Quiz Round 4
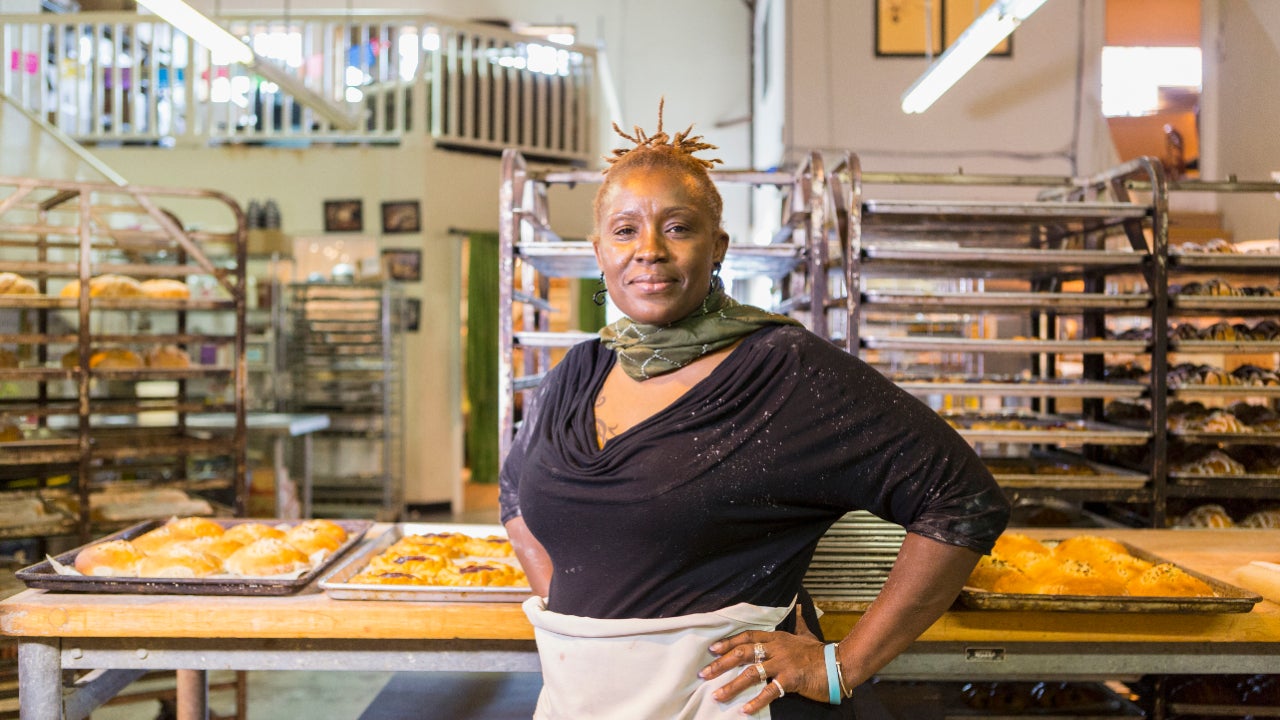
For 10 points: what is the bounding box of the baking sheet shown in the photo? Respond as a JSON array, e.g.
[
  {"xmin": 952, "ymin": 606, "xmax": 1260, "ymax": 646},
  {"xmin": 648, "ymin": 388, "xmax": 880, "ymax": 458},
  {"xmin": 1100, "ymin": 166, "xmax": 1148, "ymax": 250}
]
[
  {"xmin": 941, "ymin": 410, "xmax": 1152, "ymax": 445},
  {"xmin": 984, "ymin": 452, "xmax": 1149, "ymax": 489},
  {"xmin": 320, "ymin": 522, "xmax": 532, "ymax": 602},
  {"xmin": 863, "ymin": 290, "xmax": 1150, "ymax": 311},
  {"xmin": 15, "ymin": 518, "xmax": 371, "ymax": 595},
  {"xmin": 959, "ymin": 540, "xmax": 1262, "ymax": 613},
  {"xmin": 863, "ymin": 336, "xmax": 1149, "ymax": 354}
]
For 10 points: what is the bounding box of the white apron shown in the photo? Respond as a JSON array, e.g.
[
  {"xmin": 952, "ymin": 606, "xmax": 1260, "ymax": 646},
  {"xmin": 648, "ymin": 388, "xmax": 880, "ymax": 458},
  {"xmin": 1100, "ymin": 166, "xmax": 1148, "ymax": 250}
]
[{"xmin": 524, "ymin": 595, "xmax": 795, "ymax": 720}]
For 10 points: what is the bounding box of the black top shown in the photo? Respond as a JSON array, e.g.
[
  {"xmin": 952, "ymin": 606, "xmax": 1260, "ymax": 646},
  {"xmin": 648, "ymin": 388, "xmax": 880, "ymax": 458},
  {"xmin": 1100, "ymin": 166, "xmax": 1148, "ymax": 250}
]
[{"xmin": 500, "ymin": 325, "xmax": 1010, "ymax": 620}]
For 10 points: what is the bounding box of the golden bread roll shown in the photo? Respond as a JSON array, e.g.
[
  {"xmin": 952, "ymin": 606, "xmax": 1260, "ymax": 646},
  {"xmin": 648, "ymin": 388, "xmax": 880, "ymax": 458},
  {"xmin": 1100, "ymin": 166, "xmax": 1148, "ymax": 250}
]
[
  {"xmin": 989, "ymin": 569, "xmax": 1037, "ymax": 594},
  {"xmin": 89, "ymin": 348, "xmax": 144, "ymax": 370},
  {"xmin": 0, "ymin": 420, "xmax": 22, "ymax": 443},
  {"xmin": 174, "ymin": 535, "xmax": 245, "ymax": 561},
  {"xmin": 132, "ymin": 524, "xmax": 185, "ymax": 554},
  {"xmin": 144, "ymin": 345, "xmax": 191, "ymax": 369},
  {"xmin": 0, "ymin": 271, "xmax": 39, "ymax": 295},
  {"xmin": 284, "ymin": 523, "xmax": 343, "ymax": 559},
  {"xmin": 1033, "ymin": 560, "xmax": 1125, "ymax": 596},
  {"xmin": 132, "ymin": 516, "xmax": 222, "ymax": 553},
  {"xmin": 367, "ymin": 553, "xmax": 449, "ymax": 577},
  {"xmin": 1052, "ymin": 535, "xmax": 1131, "ymax": 565},
  {"xmin": 1126, "ymin": 563, "xmax": 1215, "ymax": 597},
  {"xmin": 136, "ymin": 545, "xmax": 222, "ymax": 578},
  {"xmin": 295, "ymin": 518, "xmax": 347, "ymax": 543},
  {"xmin": 59, "ymin": 274, "xmax": 144, "ymax": 299},
  {"xmin": 993, "ymin": 533, "xmax": 1051, "ymax": 558},
  {"xmin": 1093, "ymin": 553, "xmax": 1153, "ymax": 585},
  {"xmin": 224, "ymin": 537, "xmax": 310, "ymax": 577},
  {"xmin": 1006, "ymin": 550, "xmax": 1060, "ymax": 582},
  {"xmin": 968, "ymin": 555, "xmax": 1019, "ymax": 590},
  {"xmin": 222, "ymin": 522, "xmax": 286, "ymax": 545},
  {"xmin": 139, "ymin": 278, "xmax": 190, "ymax": 299},
  {"xmin": 0, "ymin": 348, "xmax": 19, "ymax": 368},
  {"xmin": 74, "ymin": 539, "xmax": 146, "ymax": 577},
  {"xmin": 166, "ymin": 516, "xmax": 225, "ymax": 539}
]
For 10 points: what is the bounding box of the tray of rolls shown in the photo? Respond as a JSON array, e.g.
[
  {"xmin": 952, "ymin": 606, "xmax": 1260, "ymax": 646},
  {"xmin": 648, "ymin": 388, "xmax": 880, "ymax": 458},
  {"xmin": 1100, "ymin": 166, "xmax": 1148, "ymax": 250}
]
[
  {"xmin": 15, "ymin": 516, "xmax": 371, "ymax": 595},
  {"xmin": 960, "ymin": 532, "xmax": 1261, "ymax": 613},
  {"xmin": 938, "ymin": 410, "xmax": 1151, "ymax": 445},
  {"xmin": 319, "ymin": 523, "xmax": 531, "ymax": 602}
]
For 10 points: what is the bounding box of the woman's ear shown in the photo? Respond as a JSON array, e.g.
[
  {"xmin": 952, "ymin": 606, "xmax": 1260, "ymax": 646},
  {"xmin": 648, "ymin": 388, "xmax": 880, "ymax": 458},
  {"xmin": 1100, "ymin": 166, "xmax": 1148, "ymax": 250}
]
[{"xmin": 714, "ymin": 229, "xmax": 730, "ymax": 264}]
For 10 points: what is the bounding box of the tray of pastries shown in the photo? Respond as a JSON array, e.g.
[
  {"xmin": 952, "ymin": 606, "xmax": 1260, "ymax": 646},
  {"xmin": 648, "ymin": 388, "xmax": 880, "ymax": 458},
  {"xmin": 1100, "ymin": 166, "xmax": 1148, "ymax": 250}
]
[
  {"xmin": 16, "ymin": 516, "xmax": 370, "ymax": 595},
  {"xmin": 982, "ymin": 451, "xmax": 1148, "ymax": 489},
  {"xmin": 939, "ymin": 410, "xmax": 1151, "ymax": 445},
  {"xmin": 960, "ymin": 532, "xmax": 1261, "ymax": 613},
  {"xmin": 320, "ymin": 523, "xmax": 531, "ymax": 602}
]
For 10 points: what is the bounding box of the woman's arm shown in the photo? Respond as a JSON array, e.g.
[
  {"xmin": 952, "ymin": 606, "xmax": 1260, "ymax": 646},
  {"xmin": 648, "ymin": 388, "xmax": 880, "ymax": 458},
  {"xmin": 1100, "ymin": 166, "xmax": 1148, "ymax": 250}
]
[
  {"xmin": 505, "ymin": 515, "xmax": 553, "ymax": 598},
  {"xmin": 701, "ymin": 532, "xmax": 980, "ymax": 714}
]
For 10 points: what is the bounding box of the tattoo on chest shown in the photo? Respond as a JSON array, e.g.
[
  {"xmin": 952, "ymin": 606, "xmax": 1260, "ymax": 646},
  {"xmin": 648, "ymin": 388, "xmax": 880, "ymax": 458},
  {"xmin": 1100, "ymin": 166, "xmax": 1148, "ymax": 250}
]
[{"xmin": 595, "ymin": 392, "xmax": 618, "ymax": 445}]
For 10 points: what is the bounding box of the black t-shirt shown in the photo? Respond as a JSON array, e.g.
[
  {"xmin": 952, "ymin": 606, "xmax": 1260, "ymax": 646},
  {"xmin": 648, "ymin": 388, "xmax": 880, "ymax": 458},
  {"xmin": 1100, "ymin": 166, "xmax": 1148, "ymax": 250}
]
[{"xmin": 500, "ymin": 325, "xmax": 1009, "ymax": 620}]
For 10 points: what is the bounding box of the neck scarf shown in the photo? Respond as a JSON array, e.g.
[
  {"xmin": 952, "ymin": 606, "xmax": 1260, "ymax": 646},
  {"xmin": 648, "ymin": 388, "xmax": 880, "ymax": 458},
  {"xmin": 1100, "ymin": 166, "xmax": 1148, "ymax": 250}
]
[{"xmin": 599, "ymin": 289, "xmax": 802, "ymax": 380}]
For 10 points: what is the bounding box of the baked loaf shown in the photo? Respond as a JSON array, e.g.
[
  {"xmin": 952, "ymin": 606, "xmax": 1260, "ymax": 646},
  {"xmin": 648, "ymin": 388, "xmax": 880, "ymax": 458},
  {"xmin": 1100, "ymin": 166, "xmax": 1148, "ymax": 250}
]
[
  {"xmin": 222, "ymin": 521, "xmax": 286, "ymax": 545},
  {"xmin": 136, "ymin": 545, "xmax": 222, "ymax": 578},
  {"xmin": 224, "ymin": 538, "xmax": 311, "ymax": 577},
  {"xmin": 0, "ymin": 272, "xmax": 38, "ymax": 295},
  {"xmin": 139, "ymin": 278, "xmax": 190, "ymax": 299},
  {"xmin": 144, "ymin": 345, "xmax": 191, "ymax": 369},
  {"xmin": 59, "ymin": 274, "xmax": 144, "ymax": 298},
  {"xmin": 74, "ymin": 539, "xmax": 147, "ymax": 577},
  {"xmin": 89, "ymin": 348, "xmax": 145, "ymax": 370}
]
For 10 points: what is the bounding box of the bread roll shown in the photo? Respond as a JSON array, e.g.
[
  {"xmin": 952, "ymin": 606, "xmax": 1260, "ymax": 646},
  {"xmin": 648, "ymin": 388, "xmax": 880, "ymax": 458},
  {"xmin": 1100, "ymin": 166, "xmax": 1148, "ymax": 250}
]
[
  {"xmin": 136, "ymin": 545, "xmax": 222, "ymax": 578},
  {"xmin": 132, "ymin": 523, "xmax": 185, "ymax": 553},
  {"xmin": 993, "ymin": 532, "xmax": 1051, "ymax": 558},
  {"xmin": 1033, "ymin": 559, "xmax": 1125, "ymax": 596},
  {"xmin": 284, "ymin": 523, "xmax": 343, "ymax": 559},
  {"xmin": 89, "ymin": 348, "xmax": 144, "ymax": 370},
  {"xmin": 166, "ymin": 516, "xmax": 225, "ymax": 539},
  {"xmin": 144, "ymin": 345, "xmax": 191, "ymax": 369},
  {"xmin": 139, "ymin": 278, "xmax": 190, "ymax": 299},
  {"xmin": 1126, "ymin": 563, "xmax": 1215, "ymax": 597},
  {"xmin": 74, "ymin": 539, "xmax": 145, "ymax": 577},
  {"xmin": 174, "ymin": 534, "xmax": 245, "ymax": 561},
  {"xmin": 223, "ymin": 521, "xmax": 286, "ymax": 545},
  {"xmin": 1052, "ymin": 535, "xmax": 1130, "ymax": 565},
  {"xmin": 295, "ymin": 518, "xmax": 347, "ymax": 543},
  {"xmin": 224, "ymin": 538, "xmax": 310, "ymax": 577},
  {"xmin": 0, "ymin": 272, "xmax": 38, "ymax": 295}
]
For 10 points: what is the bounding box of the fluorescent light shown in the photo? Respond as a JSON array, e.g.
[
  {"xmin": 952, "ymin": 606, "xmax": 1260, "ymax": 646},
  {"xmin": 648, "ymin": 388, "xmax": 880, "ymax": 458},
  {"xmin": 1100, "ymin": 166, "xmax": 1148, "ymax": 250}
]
[
  {"xmin": 900, "ymin": 0, "xmax": 1049, "ymax": 114},
  {"xmin": 134, "ymin": 0, "xmax": 252, "ymax": 65}
]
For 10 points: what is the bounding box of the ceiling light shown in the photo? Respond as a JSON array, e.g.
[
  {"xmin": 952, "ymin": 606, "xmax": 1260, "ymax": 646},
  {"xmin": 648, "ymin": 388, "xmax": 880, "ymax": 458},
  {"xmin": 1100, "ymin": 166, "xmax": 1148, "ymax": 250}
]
[
  {"xmin": 900, "ymin": 0, "xmax": 1049, "ymax": 114},
  {"xmin": 135, "ymin": 0, "xmax": 252, "ymax": 65}
]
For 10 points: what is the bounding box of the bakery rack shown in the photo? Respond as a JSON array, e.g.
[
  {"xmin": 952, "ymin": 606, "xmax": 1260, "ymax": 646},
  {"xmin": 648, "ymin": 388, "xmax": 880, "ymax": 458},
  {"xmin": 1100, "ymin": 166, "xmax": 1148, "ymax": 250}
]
[
  {"xmin": 0, "ymin": 175, "xmax": 248, "ymax": 542},
  {"xmin": 497, "ymin": 148, "xmax": 851, "ymax": 461},
  {"xmin": 842, "ymin": 157, "xmax": 1169, "ymax": 522},
  {"xmin": 285, "ymin": 282, "xmax": 403, "ymax": 520}
]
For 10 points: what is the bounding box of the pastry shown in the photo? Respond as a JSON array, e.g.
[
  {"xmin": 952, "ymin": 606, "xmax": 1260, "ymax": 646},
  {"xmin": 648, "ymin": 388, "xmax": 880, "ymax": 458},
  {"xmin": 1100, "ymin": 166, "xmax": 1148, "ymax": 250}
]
[
  {"xmin": 462, "ymin": 535, "xmax": 515, "ymax": 557},
  {"xmin": 1033, "ymin": 559, "xmax": 1125, "ymax": 596},
  {"xmin": 59, "ymin": 274, "xmax": 144, "ymax": 298},
  {"xmin": 0, "ymin": 271, "xmax": 38, "ymax": 295},
  {"xmin": 992, "ymin": 532, "xmax": 1051, "ymax": 558},
  {"xmin": 166, "ymin": 516, "xmax": 225, "ymax": 539},
  {"xmin": 136, "ymin": 545, "xmax": 222, "ymax": 578},
  {"xmin": 1172, "ymin": 450, "xmax": 1245, "ymax": 476},
  {"xmin": 139, "ymin": 278, "xmax": 191, "ymax": 299},
  {"xmin": 1239, "ymin": 509, "xmax": 1280, "ymax": 529},
  {"xmin": 222, "ymin": 522, "xmax": 286, "ymax": 545},
  {"xmin": 1052, "ymin": 535, "xmax": 1130, "ymax": 565},
  {"xmin": 1126, "ymin": 563, "xmax": 1215, "ymax": 597},
  {"xmin": 174, "ymin": 535, "xmax": 245, "ymax": 561},
  {"xmin": 435, "ymin": 562, "xmax": 527, "ymax": 587},
  {"xmin": 144, "ymin": 345, "xmax": 191, "ymax": 369},
  {"xmin": 284, "ymin": 523, "xmax": 343, "ymax": 559},
  {"xmin": 74, "ymin": 539, "xmax": 146, "ymax": 577},
  {"xmin": 89, "ymin": 348, "xmax": 145, "ymax": 370},
  {"xmin": 224, "ymin": 538, "xmax": 311, "ymax": 577},
  {"xmin": 294, "ymin": 518, "xmax": 347, "ymax": 543},
  {"xmin": 387, "ymin": 535, "xmax": 462, "ymax": 559},
  {"xmin": 349, "ymin": 570, "xmax": 423, "ymax": 585},
  {"xmin": 367, "ymin": 553, "xmax": 449, "ymax": 577},
  {"xmin": 1176, "ymin": 504, "xmax": 1235, "ymax": 528},
  {"xmin": 967, "ymin": 555, "xmax": 1019, "ymax": 590}
]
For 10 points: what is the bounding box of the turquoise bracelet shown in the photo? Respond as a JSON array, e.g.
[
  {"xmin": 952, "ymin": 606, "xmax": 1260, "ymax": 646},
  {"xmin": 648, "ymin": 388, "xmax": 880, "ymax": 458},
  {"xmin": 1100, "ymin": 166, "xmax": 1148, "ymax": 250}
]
[{"xmin": 823, "ymin": 643, "xmax": 841, "ymax": 704}]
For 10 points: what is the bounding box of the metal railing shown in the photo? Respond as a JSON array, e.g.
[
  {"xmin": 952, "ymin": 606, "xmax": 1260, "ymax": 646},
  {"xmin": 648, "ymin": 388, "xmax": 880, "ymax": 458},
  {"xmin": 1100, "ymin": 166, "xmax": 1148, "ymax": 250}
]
[{"xmin": 1, "ymin": 10, "xmax": 595, "ymax": 161}]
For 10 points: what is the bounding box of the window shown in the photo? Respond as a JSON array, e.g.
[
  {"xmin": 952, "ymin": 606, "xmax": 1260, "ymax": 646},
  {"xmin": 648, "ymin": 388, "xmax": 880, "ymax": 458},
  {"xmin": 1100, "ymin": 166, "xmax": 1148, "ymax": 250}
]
[{"xmin": 1101, "ymin": 46, "xmax": 1201, "ymax": 118}]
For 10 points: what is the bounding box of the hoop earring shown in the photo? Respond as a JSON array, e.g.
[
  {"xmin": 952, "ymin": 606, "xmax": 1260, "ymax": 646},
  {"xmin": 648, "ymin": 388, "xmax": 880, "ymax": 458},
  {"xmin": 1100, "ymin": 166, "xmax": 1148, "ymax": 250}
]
[
  {"xmin": 709, "ymin": 262, "xmax": 725, "ymax": 293},
  {"xmin": 593, "ymin": 273, "xmax": 608, "ymax": 306}
]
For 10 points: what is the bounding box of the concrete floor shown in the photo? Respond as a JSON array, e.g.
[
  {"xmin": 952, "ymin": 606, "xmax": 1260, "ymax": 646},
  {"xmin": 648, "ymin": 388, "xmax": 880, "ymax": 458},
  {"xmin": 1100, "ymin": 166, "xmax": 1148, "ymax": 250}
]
[{"xmin": 91, "ymin": 671, "xmax": 396, "ymax": 720}]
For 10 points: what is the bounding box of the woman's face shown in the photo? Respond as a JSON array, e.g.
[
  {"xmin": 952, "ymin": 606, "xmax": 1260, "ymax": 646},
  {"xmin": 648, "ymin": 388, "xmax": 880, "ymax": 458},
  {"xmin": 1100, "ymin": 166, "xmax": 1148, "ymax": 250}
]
[{"xmin": 593, "ymin": 167, "xmax": 729, "ymax": 326}]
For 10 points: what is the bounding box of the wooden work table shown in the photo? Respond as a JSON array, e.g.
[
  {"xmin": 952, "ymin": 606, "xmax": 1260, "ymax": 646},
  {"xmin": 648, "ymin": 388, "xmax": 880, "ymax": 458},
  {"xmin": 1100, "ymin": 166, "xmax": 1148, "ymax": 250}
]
[{"xmin": 2, "ymin": 527, "xmax": 1278, "ymax": 718}]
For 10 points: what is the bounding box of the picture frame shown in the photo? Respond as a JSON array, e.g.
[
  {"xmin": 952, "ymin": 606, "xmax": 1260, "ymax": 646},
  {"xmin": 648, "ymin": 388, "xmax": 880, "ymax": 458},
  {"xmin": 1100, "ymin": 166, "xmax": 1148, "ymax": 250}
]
[
  {"xmin": 381, "ymin": 200, "xmax": 422, "ymax": 234},
  {"xmin": 399, "ymin": 297, "xmax": 421, "ymax": 333},
  {"xmin": 875, "ymin": 0, "xmax": 943, "ymax": 57},
  {"xmin": 323, "ymin": 199, "xmax": 363, "ymax": 233},
  {"xmin": 382, "ymin": 248, "xmax": 422, "ymax": 282},
  {"xmin": 944, "ymin": 0, "xmax": 1011, "ymax": 56}
]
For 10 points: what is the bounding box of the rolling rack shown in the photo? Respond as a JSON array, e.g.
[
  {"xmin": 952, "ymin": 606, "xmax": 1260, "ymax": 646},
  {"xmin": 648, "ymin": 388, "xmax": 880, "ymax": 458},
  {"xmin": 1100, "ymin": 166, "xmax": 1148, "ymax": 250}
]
[
  {"xmin": 840, "ymin": 157, "xmax": 1170, "ymax": 525},
  {"xmin": 0, "ymin": 175, "xmax": 248, "ymax": 542},
  {"xmin": 496, "ymin": 148, "xmax": 853, "ymax": 462}
]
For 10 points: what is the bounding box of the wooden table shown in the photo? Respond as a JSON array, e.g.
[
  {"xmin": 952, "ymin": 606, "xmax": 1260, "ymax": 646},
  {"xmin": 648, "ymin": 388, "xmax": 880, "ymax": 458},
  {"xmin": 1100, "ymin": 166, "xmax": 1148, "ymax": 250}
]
[{"xmin": 2, "ymin": 528, "xmax": 1278, "ymax": 719}]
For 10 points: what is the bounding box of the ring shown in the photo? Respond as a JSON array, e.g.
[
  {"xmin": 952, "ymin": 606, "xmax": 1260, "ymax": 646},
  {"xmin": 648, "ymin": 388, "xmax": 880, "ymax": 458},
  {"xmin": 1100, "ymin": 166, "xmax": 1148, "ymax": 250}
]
[
  {"xmin": 772, "ymin": 679, "xmax": 786, "ymax": 698},
  {"xmin": 754, "ymin": 643, "xmax": 767, "ymax": 663},
  {"xmin": 754, "ymin": 662, "xmax": 767, "ymax": 683}
]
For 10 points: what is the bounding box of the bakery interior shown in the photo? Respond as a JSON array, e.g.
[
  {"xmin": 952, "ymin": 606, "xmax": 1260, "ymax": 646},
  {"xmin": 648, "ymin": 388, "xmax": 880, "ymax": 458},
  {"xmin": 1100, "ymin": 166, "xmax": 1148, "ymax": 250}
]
[{"xmin": 1, "ymin": 0, "xmax": 1279, "ymax": 717}]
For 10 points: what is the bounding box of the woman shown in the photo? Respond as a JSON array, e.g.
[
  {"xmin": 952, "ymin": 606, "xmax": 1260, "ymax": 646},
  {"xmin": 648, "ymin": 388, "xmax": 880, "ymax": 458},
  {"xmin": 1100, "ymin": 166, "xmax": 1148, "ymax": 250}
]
[{"xmin": 500, "ymin": 104, "xmax": 1010, "ymax": 718}]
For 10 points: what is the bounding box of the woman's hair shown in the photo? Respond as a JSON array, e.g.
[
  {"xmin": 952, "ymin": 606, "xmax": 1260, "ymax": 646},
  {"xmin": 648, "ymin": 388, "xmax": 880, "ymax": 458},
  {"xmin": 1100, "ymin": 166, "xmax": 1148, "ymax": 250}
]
[{"xmin": 594, "ymin": 99, "xmax": 725, "ymax": 229}]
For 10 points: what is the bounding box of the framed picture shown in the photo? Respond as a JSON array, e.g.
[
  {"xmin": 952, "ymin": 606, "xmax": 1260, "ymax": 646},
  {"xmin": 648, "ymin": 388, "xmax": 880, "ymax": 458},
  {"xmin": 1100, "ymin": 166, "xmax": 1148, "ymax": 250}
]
[
  {"xmin": 381, "ymin": 200, "xmax": 421, "ymax": 234},
  {"xmin": 875, "ymin": 0, "xmax": 943, "ymax": 56},
  {"xmin": 399, "ymin": 297, "xmax": 421, "ymax": 332},
  {"xmin": 944, "ymin": 0, "xmax": 1011, "ymax": 56},
  {"xmin": 382, "ymin": 248, "xmax": 422, "ymax": 282},
  {"xmin": 323, "ymin": 199, "xmax": 363, "ymax": 233}
]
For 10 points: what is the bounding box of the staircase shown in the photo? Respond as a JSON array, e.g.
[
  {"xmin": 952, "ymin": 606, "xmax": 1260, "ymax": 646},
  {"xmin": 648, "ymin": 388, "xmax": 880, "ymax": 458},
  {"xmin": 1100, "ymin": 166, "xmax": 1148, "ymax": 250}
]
[{"xmin": 0, "ymin": 10, "xmax": 596, "ymax": 163}]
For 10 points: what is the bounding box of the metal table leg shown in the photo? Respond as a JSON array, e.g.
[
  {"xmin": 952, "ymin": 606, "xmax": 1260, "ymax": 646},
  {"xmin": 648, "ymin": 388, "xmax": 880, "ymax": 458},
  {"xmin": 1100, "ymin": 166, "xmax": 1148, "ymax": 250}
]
[
  {"xmin": 303, "ymin": 433, "xmax": 313, "ymax": 519},
  {"xmin": 18, "ymin": 639, "xmax": 61, "ymax": 720},
  {"xmin": 176, "ymin": 669, "xmax": 209, "ymax": 720}
]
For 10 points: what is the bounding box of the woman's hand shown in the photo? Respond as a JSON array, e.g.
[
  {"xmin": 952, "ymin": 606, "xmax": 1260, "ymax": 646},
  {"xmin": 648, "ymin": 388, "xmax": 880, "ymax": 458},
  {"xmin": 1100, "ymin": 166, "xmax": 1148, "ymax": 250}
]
[{"xmin": 698, "ymin": 622, "xmax": 830, "ymax": 715}]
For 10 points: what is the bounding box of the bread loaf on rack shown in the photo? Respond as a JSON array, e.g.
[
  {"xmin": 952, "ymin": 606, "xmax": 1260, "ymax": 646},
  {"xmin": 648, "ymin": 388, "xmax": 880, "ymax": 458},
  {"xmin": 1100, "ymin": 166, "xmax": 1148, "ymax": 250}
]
[
  {"xmin": 144, "ymin": 345, "xmax": 191, "ymax": 369},
  {"xmin": 139, "ymin": 278, "xmax": 191, "ymax": 299},
  {"xmin": 0, "ymin": 272, "xmax": 38, "ymax": 295},
  {"xmin": 59, "ymin": 274, "xmax": 144, "ymax": 298}
]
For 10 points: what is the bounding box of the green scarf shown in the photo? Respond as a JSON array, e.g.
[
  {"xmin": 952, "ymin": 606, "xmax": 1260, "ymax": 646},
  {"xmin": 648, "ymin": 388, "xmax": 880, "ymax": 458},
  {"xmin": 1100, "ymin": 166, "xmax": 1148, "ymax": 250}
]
[{"xmin": 599, "ymin": 289, "xmax": 802, "ymax": 380}]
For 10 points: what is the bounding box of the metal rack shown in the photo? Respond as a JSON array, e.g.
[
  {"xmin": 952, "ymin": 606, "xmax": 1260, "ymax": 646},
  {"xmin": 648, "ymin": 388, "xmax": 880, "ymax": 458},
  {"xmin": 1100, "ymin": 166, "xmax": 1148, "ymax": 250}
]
[
  {"xmin": 285, "ymin": 282, "xmax": 403, "ymax": 520},
  {"xmin": 496, "ymin": 148, "xmax": 851, "ymax": 461},
  {"xmin": 844, "ymin": 158, "xmax": 1170, "ymax": 523},
  {"xmin": 0, "ymin": 175, "xmax": 248, "ymax": 541}
]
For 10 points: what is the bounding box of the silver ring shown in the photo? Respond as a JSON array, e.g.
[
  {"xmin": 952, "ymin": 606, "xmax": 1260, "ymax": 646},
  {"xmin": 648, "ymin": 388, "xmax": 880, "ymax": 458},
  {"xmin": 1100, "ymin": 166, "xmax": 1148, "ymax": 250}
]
[
  {"xmin": 772, "ymin": 679, "xmax": 786, "ymax": 698},
  {"xmin": 754, "ymin": 662, "xmax": 767, "ymax": 683},
  {"xmin": 753, "ymin": 642, "xmax": 767, "ymax": 663}
]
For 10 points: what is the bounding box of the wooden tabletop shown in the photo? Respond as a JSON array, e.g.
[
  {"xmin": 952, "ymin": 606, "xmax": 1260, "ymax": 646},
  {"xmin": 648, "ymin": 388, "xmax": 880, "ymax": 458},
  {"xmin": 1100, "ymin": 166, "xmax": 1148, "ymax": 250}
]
[{"xmin": 2, "ymin": 527, "xmax": 1278, "ymax": 645}]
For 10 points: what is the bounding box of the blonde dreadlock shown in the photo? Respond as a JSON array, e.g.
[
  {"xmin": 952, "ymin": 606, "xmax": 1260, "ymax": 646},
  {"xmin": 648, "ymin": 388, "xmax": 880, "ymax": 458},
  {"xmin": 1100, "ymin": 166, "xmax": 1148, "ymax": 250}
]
[{"xmin": 593, "ymin": 98, "xmax": 726, "ymax": 231}]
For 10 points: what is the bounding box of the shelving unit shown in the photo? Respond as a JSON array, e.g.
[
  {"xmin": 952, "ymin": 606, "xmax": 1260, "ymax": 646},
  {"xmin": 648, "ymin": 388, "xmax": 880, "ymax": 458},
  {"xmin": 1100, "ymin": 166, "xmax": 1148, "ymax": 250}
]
[
  {"xmin": 496, "ymin": 148, "xmax": 852, "ymax": 460},
  {"xmin": 0, "ymin": 175, "xmax": 248, "ymax": 543},
  {"xmin": 286, "ymin": 282, "xmax": 402, "ymax": 520},
  {"xmin": 845, "ymin": 158, "xmax": 1170, "ymax": 524}
]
